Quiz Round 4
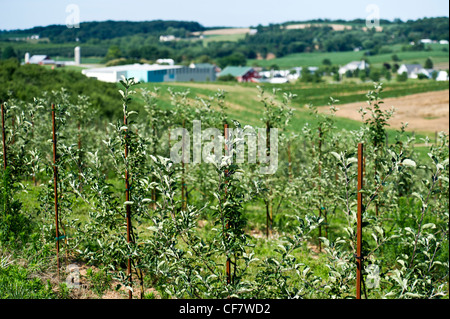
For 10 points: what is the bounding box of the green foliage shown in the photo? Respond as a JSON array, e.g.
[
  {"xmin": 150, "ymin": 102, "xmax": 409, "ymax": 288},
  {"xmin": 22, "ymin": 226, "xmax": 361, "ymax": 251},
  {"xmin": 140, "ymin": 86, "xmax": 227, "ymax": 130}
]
[
  {"xmin": 397, "ymin": 72, "xmax": 408, "ymax": 82},
  {"xmin": 0, "ymin": 168, "xmax": 31, "ymax": 245},
  {"xmin": 0, "ymin": 76, "xmax": 448, "ymax": 300},
  {"xmin": 1, "ymin": 46, "xmax": 17, "ymax": 60},
  {"xmin": 86, "ymin": 267, "xmax": 112, "ymax": 297},
  {"xmin": 0, "ymin": 265, "xmax": 57, "ymax": 299},
  {"xmin": 217, "ymin": 74, "xmax": 238, "ymax": 82},
  {"xmin": 2, "ymin": 17, "xmax": 447, "ymax": 68},
  {"xmin": 0, "ymin": 60, "xmax": 120, "ymax": 118},
  {"xmin": 217, "ymin": 53, "xmax": 247, "ymax": 69}
]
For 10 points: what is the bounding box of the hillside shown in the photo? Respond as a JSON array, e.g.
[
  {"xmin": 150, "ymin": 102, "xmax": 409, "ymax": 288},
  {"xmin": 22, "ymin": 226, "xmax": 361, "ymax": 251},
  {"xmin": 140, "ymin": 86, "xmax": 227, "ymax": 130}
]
[{"xmin": 1, "ymin": 17, "xmax": 448, "ymax": 69}]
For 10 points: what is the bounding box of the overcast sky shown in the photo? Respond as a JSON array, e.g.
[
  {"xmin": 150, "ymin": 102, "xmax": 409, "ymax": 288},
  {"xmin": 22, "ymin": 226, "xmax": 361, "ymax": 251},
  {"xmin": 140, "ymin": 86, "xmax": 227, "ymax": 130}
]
[{"xmin": 0, "ymin": 0, "xmax": 448, "ymax": 30}]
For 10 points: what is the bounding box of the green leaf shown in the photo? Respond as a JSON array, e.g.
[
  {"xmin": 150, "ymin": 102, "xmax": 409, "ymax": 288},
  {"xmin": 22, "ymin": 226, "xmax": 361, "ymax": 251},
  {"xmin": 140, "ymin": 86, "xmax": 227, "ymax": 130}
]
[
  {"xmin": 422, "ymin": 223, "xmax": 436, "ymax": 230},
  {"xmin": 401, "ymin": 159, "xmax": 416, "ymax": 168}
]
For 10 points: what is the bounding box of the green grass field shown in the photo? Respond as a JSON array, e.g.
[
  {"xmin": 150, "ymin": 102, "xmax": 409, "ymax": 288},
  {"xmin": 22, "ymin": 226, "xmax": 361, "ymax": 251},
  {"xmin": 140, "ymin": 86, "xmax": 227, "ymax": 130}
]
[
  {"xmin": 202, "ymin": 33, "xmax": 247, "ymax": 46},
  {"xmin": 134, "ymin": 79, "xmax": 448, "ymax": 148},
  {"xmin": 248, "ymin": 44, "xmax": 449, "ymax": 69}
]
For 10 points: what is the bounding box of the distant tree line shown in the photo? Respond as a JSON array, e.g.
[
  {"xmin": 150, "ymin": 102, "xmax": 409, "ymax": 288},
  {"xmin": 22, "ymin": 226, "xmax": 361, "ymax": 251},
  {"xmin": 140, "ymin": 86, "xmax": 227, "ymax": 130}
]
[
  {"xmin": 0, "ymin": 58, "xmax": 122, "ymax": 118},
  {"xmin": 0, "ymin": 17, "xmax": 448, "ymax": 68}
]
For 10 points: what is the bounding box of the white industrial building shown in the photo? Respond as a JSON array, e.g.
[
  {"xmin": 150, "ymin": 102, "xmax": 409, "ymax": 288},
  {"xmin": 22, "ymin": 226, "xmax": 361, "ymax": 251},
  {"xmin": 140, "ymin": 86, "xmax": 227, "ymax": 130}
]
[
  {"xmin": 27, "ymin": 55, "xmax": 55, "ymax": 65},
  {"xmin": 82, "ymin": 63, "xmax": 216, "ymax": 83}
]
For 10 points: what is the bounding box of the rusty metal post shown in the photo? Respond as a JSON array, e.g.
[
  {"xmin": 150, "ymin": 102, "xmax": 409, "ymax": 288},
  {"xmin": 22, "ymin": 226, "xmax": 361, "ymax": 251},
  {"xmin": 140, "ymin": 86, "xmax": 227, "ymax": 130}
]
[
  {"xmin": 124, "ymin": 108, "xmax": 132, "ymax": 299},
  {"xmin": 224, "ymin": 123, "xmax": 231, "ymax": 285},
  {"xmin": 287, "ymin": 140, "xmax": 292, "ymax": 181},
  {"xmin": 1, "ymin": 104, "xmax": 6, "ymax": 170},
  {"xmin": 356, "ymin": 143, "xmax": 364, "ymax": 299},
  {"xmin": 266, "ymin": 121, "xmax": 272, "ymax": 238},
  {"xmin": 318, "ymin": 126, "xmax": 323, "ymax": 252},
  {"xmin": 77, "ymin": 122, "xmax": 84, "ymax": 191},
  {"xmin": 52, "ymin": 104, "xmax": 60, "ymax": 280},
  {"xmin": 181, "ymin": 120, "xmax": 186, "ymax": 211}
]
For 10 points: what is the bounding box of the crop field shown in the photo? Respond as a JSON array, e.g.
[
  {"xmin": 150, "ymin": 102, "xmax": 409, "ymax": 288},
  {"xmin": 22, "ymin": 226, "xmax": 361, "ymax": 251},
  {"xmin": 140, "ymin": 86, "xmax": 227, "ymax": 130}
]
[{"xmin": 0, "ymin": 69, "xmax": 448, "ymax": 301}]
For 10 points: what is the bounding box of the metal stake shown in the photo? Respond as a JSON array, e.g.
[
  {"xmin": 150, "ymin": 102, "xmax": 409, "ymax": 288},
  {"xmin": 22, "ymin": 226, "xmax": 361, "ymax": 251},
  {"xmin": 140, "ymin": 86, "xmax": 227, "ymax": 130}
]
[
  {"xmin": 356, "ymin": 143, "xmax": 364, "ymax": 299},
  {"xmin": 1, "ymin": 104, "xmax": 6, "ymax": 169},
  {"xmin": 224, "ymin": 123, "xmax": 231, "ymax": 285},
  {"xmin": 52, "ymin": 104, "xmax": 60, "ymax": 280},
  {"xmin": 124, "ymin": 108, "xmax": 132, "ymax": 299}
]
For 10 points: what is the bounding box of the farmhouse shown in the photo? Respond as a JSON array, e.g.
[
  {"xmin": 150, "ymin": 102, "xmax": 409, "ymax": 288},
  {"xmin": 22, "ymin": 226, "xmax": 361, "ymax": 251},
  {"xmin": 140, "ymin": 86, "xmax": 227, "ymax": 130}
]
[
  {"xmin": 159, "ymin": 35, "xmax": 176, "ymax": 42},
  {"xmin": 218, "ymin": 66, "xmax": 259, "ymax": 82},
  {"xmin": 157, "ymin": 58, "xmax": 175, "ymax": 65},
  {"xmin": 436, "ymin": 70, "xmax": 449, "ymax": 81},
  {"xmin": 397, "ymin": 64, "xmax": 429, "ymax": 79},
  {"xmin": 338, "ymin": 60, "xmax": 369, "ymax": 75},
  {"xmin": 27, "ymin": 55, "xmax": 55, "ymax": 65},
  {"xmin": 82, "ymin": 63, "xmax": 215, "ymax": 83}
]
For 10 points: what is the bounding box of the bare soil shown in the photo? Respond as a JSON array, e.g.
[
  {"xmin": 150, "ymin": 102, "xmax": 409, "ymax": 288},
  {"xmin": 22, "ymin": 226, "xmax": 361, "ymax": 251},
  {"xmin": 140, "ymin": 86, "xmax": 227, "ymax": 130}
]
[{"xmin": 324, "ymin": 89, "xmax": 449, "ymax": 133}]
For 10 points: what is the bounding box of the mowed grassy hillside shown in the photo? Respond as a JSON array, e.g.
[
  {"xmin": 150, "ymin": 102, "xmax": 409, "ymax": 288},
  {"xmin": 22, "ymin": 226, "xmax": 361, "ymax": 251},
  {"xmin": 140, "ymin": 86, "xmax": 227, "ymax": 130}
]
[{"xmin": 135, "ymin": 79, "xmax": 449, "ymax": 131}]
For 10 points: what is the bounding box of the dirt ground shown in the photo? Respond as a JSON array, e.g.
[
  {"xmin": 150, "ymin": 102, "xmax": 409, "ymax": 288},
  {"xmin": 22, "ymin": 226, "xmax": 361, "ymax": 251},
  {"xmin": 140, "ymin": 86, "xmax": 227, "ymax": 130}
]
[{"xmin": 323, "ymin": 89, "xmax": 449, "ymax": 133}]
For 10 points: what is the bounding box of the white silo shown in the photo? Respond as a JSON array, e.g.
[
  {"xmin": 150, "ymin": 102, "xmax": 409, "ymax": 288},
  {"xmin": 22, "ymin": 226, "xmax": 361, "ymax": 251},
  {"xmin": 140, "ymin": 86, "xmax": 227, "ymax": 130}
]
[
  {"xmin": 74, "ymin": 46, "xmax": 81, "ymax": 65},
  {"xmin": 25, "ymin": 52, "xmax": 30, "ymax": 64}
]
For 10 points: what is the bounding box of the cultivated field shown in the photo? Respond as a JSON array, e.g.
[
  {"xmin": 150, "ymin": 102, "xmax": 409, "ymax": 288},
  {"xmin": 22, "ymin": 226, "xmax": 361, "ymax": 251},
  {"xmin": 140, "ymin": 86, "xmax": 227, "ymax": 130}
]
[{"xmin": 326, "ymin": 89, "xmax": 450, "ymax": 133}]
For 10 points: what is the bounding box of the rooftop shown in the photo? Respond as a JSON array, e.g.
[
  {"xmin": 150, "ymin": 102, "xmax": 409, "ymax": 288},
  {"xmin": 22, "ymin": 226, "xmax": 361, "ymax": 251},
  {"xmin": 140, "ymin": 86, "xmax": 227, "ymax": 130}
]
[
  {"xmin": 82, "ymin": 63, "xmax": 184, "ymax": 73},
  {"xmin": 218, "ymin": 66, "xmax": 253, "ymax": 77}
]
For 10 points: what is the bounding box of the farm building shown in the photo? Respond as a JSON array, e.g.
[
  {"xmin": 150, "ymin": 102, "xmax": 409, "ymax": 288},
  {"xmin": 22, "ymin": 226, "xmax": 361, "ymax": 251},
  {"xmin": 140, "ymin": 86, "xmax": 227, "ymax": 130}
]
[
  {"xmin": 397, "ymin": 64, "xmax": 429, "ymax": 79},
  {"xmin": 81, "ymin": 63, "xmax": 216, "ymax": 83},
  {"xmin": 436, "ymin": 70, "xmax": 449, "ymax": 81},
  {"xmin": 27, "ymin": 55, "xmax": 55, "ymax": 65},
  {"xmin": 217, "ymin": 66, "xmax": 260, "ymax": 82},
  {"xmin": 188, "ymin": 63, "xmax": 217, "ymax": 82},
  {"xmin": 338, "ymin": 60, "xmax": 369, "ymax": 75}
]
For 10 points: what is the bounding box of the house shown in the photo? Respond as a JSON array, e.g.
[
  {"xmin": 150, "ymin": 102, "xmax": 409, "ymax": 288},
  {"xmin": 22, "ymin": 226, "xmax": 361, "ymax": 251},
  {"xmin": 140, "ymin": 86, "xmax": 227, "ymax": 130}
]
[
  {"xmin": 269, "ymin": 74, "xmax": 289, "ymax": 84},
  {"xmin": 27, "ymin": 55, "xmax": 55, "ymax": 65},
  {"xmin": 397, "ymin": 64, "xmax": 428, "ymax": 79},
  {"xmin": 436, "ymin": 71, "xmax": 449, "ymax": 81},
  {"xmin": 292, "ymin": 66, "xmax": 319, "ymax": 76},
  {"xmin": 440, "ymin": 40, "xmax": 449, "ymax": 45},
  {"xmin": 217, "ymin": 66, "xmax": 259, "ymax": 82},
  {"xmin": 157, "ymin": 58, "xmax": 175, "ymax": 65},
  {"xmin": 159, "ymin": 35, "xmax": 176, "ymax": 42},
  {"xmin": 338, "ymin": 60, "xmax": 369, "ymax": 75}
]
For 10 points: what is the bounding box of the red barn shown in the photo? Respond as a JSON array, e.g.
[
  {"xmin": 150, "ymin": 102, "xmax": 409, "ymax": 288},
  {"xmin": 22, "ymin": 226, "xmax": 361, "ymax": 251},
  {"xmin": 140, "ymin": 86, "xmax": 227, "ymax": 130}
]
[{"xmin": 218, "ymin": 66, "xmax": 260, "ymax": 83}]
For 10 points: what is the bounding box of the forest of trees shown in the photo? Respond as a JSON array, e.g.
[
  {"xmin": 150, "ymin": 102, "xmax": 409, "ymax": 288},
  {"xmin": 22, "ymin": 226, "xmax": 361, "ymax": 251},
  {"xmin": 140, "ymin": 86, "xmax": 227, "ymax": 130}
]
[{"xmin": 0, "ymin": 58, "xmax": 120, "ymax": 117}]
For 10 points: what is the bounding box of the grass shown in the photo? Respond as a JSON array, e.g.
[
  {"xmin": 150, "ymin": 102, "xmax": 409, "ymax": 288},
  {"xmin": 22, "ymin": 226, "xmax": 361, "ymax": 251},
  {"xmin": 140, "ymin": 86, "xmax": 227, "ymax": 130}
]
[
  {"xmin": 134, "ymin": 79, "xmax": 448, "ymax": 144},
  {"xmin": 202, "ymin": 33, "xmax": 247, "ymax": 46},
  {"xmin": 6, "ymin": 77, "xmax": 447, "ymax": 299},
  {"xmin": 248, "ymin": 44, "xmax": 449, "ymax": 69}
]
